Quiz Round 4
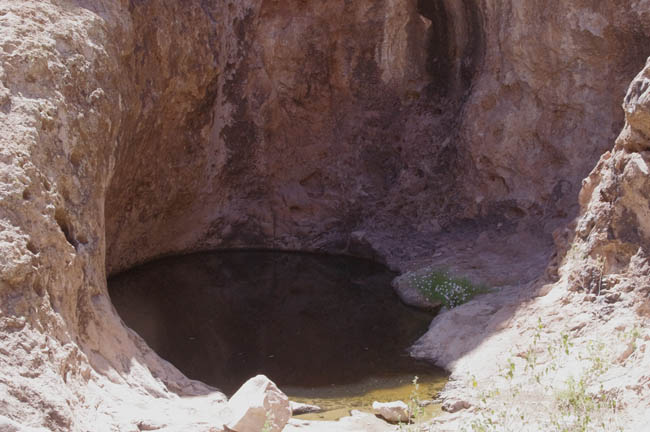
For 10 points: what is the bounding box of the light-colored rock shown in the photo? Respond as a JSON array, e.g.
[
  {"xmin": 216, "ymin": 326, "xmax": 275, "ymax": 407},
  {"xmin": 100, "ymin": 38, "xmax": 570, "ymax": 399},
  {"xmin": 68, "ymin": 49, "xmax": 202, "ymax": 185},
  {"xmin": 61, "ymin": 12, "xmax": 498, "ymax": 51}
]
[
  {"xmin": 283, "ymin": 410, "xmax": 394, "ymax": 432},
  {"xmin": 289, "ymin": 402, "xmax": 322, "ymax": 416},
  {"xmin": 0, "ymin": 416, "xmax": 50, "ymax": 432},
  {"xmin": 225, "ymin": 375, "xmax": 291, "ymax": 432},
  {"xmin": 372, "ymin": 401, "xmax": 410, "ymax": 423},
  {"xmin": 441, "ymin": 399, "xmax": 470, "ymax": 413}
]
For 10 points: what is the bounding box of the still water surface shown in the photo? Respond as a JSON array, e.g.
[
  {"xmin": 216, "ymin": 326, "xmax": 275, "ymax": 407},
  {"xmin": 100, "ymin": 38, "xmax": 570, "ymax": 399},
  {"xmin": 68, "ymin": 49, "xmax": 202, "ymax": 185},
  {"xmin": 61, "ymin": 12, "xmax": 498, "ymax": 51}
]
[{"xmin": 109, "ymin": 251, "xmax": 447, "ymax": 420}]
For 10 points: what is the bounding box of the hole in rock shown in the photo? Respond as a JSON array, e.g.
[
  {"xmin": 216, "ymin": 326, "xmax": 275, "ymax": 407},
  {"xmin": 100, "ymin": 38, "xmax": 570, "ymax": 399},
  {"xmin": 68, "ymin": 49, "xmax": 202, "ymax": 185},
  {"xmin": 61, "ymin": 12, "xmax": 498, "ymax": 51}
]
[
  {"xmin": 108, "ymin": 250, "xmax": 448, "ymax": 420},
  {"xmin": 54, "ymin": 208, "xmax": 77, "ymax": 249},
  {"xmin": 25, "ymin": 241, "xmax": 38, "ymax": 255}
]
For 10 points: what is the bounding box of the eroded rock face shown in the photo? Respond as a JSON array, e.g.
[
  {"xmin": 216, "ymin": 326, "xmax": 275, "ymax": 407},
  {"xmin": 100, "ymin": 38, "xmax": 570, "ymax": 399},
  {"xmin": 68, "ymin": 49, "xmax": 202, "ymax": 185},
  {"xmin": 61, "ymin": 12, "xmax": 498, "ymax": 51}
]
[
  {"xmin": 104, "ymin": 0, "xmax": 469, "ymax": 274},
  {"xmin": 104, "ymin": 1, "xmax": 650, "ymax": 276},
  {"xmin": 564, "ymin": 56, "xmax": 650, "ymax": 313},
  {"xmin": 0, "ymin": 1, "xmax": 229, "ymax": 431},
  {"xmin": 458, "ymin": 2, "xmax": 650, "ymax": 228},
  {"xmin": 411, "ymin": 56, "xmax": 650, "ymax": 430},
  {"xmin": 2, "ymin": 0, "xmax": 650, "ymax": 430}
]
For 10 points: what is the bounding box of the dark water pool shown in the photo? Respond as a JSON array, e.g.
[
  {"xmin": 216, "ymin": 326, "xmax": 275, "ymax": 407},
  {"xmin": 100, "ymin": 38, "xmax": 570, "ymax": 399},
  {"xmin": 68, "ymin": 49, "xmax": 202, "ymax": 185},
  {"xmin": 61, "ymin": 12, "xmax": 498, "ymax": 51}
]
[{"xmin": 108, "ymin": 251, "xmax": 447, "ymax": 419}]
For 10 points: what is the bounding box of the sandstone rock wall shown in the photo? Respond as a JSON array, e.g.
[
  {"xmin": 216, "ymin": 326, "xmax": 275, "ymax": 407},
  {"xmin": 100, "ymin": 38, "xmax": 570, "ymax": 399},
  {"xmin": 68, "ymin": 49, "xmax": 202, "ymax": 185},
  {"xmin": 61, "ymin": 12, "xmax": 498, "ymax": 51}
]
[
  {"xmin": 1, "ymin": 2, "xmax": 125, "ymax": 429},
  {"xmin": 105, "ymin": 0, "xmax": 467, "ymax": 273},
  {"xmin": 411, "ymin": 49, "xmax": 650, "ymax": 432},
  {"xmin": 0, "ymin": 2, "xmax": 228, "ymax": 430},
  {"xmin": 104, "ymin": 0, "xmax": 650, "ymax": 274},
  {"xmin": 559, "ymin": 56, "xmax": 650, "ymax": 307},
  {"xmin": 461, "ymin": 2, "xmax": 650, "ymax": 228}
]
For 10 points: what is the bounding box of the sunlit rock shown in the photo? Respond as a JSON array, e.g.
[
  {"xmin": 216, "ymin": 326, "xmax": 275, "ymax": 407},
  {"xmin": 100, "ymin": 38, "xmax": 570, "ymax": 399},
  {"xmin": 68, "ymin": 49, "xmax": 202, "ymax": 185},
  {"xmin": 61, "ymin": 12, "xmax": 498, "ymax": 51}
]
[
  {"xmin": 372, "ymin": 400, "xmax": 410, "ymax": 423},
  {"xmin": 224, "ymin": 375, "xmax": 291, "ymax": 432}
]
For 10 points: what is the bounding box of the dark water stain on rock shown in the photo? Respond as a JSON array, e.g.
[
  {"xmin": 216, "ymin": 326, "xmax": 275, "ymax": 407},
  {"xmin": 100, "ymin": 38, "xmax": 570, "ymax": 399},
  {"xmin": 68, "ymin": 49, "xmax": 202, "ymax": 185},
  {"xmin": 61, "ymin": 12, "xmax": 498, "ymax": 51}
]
[{"xmin": 109, "ymin": 250, "xmax": 447, "ymax": 416}]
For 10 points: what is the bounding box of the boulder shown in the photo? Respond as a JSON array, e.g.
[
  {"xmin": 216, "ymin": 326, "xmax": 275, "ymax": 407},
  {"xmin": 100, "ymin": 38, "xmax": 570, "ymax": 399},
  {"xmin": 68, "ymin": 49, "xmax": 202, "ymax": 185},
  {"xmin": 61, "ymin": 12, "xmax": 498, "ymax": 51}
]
[
  {"xmin": 441, "ymin": 399, "xmax": 471, "ymax": 413},
  {"xmin": 289, "ymin": 402, "xmax": 323, "ymax": 415},
  {"xmin": 372, "ymin": 400, "xmax": 410, "ymax": 423},
  {"xmin": 225, "ymin": 375, "xmax": 291, "ymax": 432}
]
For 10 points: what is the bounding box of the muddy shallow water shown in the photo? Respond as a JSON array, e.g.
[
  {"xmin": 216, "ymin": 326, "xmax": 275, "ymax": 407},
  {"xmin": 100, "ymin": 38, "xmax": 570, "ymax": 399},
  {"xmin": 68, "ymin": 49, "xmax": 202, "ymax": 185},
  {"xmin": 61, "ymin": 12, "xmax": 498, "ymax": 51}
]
[{"xmin": 109, "ymin": 251, "xmax": 447, "ymax": 420}]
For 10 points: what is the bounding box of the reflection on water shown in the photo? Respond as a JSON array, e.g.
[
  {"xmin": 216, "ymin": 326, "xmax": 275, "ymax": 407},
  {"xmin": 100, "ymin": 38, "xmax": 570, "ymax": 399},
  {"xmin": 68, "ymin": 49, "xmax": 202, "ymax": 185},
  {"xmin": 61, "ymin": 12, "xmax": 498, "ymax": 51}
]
[{"xmin": 108, "ymin": 251, "xmax": 447, "ymax": 418}]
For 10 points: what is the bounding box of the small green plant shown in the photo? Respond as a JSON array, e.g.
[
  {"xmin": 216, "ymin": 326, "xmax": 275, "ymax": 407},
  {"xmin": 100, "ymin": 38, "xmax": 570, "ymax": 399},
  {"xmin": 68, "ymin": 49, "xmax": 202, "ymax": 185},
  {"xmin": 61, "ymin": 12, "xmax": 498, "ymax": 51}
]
[
  {"xmin": 398, "ymin": 376, "xmax": 431, "ymax": 432},
  {"xmin": 409, "ymin": 376, "xmax": 424, "ymax": 427},
  {"xmin": 595, "ymin": 255, "xmax": 605, "ymax": 296},
  {"xmin": 409, "ymin": 269, "xmax": 488, "ymax": 308},
  {"xmin": 619, "ymin": 326, "xmax": 642, "ymax": 351},
  {"xmin": 576, "ymin": 255, "xmax": 606, "ymax": 294},
  {"xmin": 461, "ymin": 320, "xmax": 633, "ymax": 432}
]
